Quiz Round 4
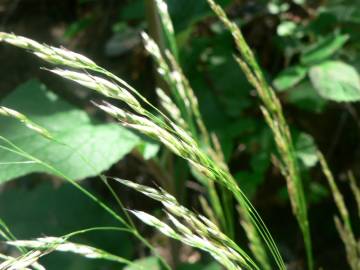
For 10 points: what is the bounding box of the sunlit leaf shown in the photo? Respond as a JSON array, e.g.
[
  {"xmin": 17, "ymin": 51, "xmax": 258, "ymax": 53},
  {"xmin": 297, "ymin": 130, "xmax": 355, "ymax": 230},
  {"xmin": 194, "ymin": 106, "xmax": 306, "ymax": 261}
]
[
  {"xmin": 0, "ymin": 80, "xmax": 140, "ymax": 183},
  {"xmin": 309, "ymin": 61, "xmax": 360, "ymax": 102}
]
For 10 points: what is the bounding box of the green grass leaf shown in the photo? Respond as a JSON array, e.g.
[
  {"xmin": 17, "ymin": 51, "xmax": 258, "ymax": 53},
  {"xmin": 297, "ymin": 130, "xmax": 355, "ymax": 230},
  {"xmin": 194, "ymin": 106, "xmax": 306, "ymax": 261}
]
[
  {"xmin": 301, "ymin": 33, "xmax": 349, "ymax": 65},
  {"xmin": 309, "ymin": 61, "xmax": 360, "ymax": 102},
  {"xmin": 0, "ymin": 80, "xmax": 140, "ymax": 183}
]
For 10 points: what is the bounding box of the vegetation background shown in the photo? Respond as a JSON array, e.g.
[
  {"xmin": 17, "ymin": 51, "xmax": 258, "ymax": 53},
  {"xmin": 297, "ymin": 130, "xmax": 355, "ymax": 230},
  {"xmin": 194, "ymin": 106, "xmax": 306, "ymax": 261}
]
[{"xmin": 0, "ymin": 0, "xmax": 359, "ymax": 269}]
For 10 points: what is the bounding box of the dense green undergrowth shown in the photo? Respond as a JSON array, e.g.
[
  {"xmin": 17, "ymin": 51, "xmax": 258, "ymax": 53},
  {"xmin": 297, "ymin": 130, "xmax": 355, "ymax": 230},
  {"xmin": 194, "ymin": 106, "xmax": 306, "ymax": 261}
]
[{"xmin": 0, "ymin": 0, "xmax": 359, "ymax": 269}]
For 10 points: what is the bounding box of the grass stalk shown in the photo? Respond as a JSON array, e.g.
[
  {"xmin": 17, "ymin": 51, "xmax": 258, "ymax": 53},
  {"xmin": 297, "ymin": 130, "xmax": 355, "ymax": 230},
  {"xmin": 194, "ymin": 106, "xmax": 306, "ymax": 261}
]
[
  {"xmin": 147, "ymin": 1, "xmax": 236, "ymax": 238},
  {"xmin": 206, "ymin": 1, "xmax": 313, "ymax": 268}
]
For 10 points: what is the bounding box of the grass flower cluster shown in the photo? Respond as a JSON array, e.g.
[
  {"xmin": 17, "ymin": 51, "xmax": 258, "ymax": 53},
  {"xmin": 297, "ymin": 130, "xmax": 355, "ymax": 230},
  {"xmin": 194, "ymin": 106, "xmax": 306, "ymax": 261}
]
[
  {"xmin": 206, "ymin": 0, "xmax": 313, "ymax": 269},
  {"xmin": 0, "ymin": 27, "xmax": 284, "ymax": 270},
  {"xmin": 117, "ymin": 178, "xmax": 258, "ymax": 270},
  {"xmin": 0, "ymin": 0, "xmax": 358, "ymax": 269},
  {"xmin": 318, "ymin": 152, "xmax": 360, "ymax": 270}
]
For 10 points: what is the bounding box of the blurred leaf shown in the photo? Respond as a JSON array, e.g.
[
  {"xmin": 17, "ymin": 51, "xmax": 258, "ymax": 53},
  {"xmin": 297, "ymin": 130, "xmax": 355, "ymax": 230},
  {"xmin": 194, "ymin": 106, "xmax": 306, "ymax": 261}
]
[
  {"xmin": 294, "ymin": 132, "xmax": 318, "ymax": 168},
  {"xmin": 268, "ymin": 2, "xmax": 289, "ymax": 14},
  {"xmin": 324, "ymin": 0, "xmax": 360, "ymax": 24},
  {"xmin": 167, "ymin": 0, "xmax": 232, "ymax": 32},
  {"xmin": 206, "ymin": 50, "xmax": 253, "ymax": 117},
  {"xmin": 219, "ymin": 118, "xmax": 256, "ymax": 139},
  {"xmin": 235, "ymin": 127, "xmax": 274, "ymax": 198},
  {"xmin": 0, "ymin": 80, "xmax": 140, "ymax": 183},
  {"xmin": 273, "ymin": 65, "xmax": 308, "ymax": 91},
  {"xmin": 120, "ymin": 0, "xmax": 145, "ymax": 20},
  {"xmin": 309, "ymin": 61, "xmax": 360, "ymax": 102},
  {"xmin": 136, "ymin": 139, "xmax": 160, "ymax": 160},
  {"xmin": 287, "ymin": 80, "xmax": 327, "ymax": 113},
  {"xmin": 0, "ymin": 181, "xmax": 132, "ymax": 269},
  {"xmin": 124, "ymin": 256, "xmax": 162, "ymax": 270},
  {"xmin": 178, "ymin": 261, "xmax": 222, "ymax": 270},
  {"xmin": 308, "ymin": 182, "xmax": 329, "ymax": 204},
  {"xmin": 64, "ymin": 16, "xmax": 94, "ymax": 39},
  {"xmin": 277, "ymin": 21, "xmax": 297, "ymax": 37},
  {"xmin": 120, "ymin": 0, "xmax": 231, "ymax": 32},
  {"xmin": 306, "ymin": 13, "xmax": 338, "ymax": 35},
  {"xmin": 235, "ymin": 171, "xmax": 264, "ymax": 198},
  {"xmin": 301, "ymin": 33, "xmax": 349, "ymax": 65},
  {"xmin": 105, "ymin": 28, "xmax": 141, "ymax": 57}
]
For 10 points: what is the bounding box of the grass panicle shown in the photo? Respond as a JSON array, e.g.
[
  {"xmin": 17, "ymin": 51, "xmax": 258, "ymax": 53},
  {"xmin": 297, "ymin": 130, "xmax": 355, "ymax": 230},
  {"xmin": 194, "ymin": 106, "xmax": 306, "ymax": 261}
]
[
  {"xmin": 154, "ymin": 0, "xmax": 178, "ymax": 60},
  {"xmin": 0, "ymin": 106, "xmax": 52, "ymax": 139},
  {"xmin": 0, "ymin": 249, "xmax": 48, "ymax": 270},
  {"xmin": 6, "ymin": 237, "xmax": 134, "ymax": 267},
  {"xmin": 207, "ymin": 0, "xmax": 313, "ymax": 269},
  {"xmin": 0, "ymin": 31, "xmax": 284, "ymax": 268},
  {"xmin": 318, "ymin": 152, "xmax": 360, "ymax": 270},
  {"xmin": 148, "ymin": 3, "xmax": 266, "ymax": 253},
  {"xmin": 117, "ymin": 178, "xmax": 259, "ymax": 270}
]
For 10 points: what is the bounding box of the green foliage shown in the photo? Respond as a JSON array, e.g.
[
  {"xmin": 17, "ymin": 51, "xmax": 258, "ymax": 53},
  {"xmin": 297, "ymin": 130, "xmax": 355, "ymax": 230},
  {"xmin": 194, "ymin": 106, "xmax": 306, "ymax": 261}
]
[
  {"xmin": 294, "ymin": 132, "xmax": 318, "ymax": 169},
  {"xmin": 64, "ymin": 16, "xmax": 94, "ymax": 39},
  {"xmin": 286, "ymin": 80, "xmax": 327, "ymax": 113},
  {"xmin": 178, "ymin": 262, "xmax": 221, "ymax": 270},
  {"xmin": 0, "ymin": 181, "xmax": 132, "ymax": 270},
  {"xmin": 300, "ymin": 34, "xmax": 349, "ymax": 65},
  {"xmin": 324, "ymin": 0, "xmax": 360, "ymax": 24},
  {"xmin": 0, "ymin": 80, "xmax": 141, "ymax": 183},
  {"xmin": 0, "ymin": 0, "xmax": 360, "ymax": 268},
  {"xmin": 273, "ymin": 65, "xmax": 308, "ymax": 91},
  {"xmin": 309, "ymin": 61, "xmax": 360, "ymax": 102},
  {"xmin": 124, "ymin": 256, "xmax": 162, "ymax": 270}
]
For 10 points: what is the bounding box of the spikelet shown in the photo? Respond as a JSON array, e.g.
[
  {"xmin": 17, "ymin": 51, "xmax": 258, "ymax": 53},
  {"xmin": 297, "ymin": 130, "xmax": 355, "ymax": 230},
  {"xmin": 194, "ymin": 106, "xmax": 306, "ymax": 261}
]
[
  {"xmin": 0, "ymin": 250, "xmax": 48, "ymax": 270},
  {"xmin": 0, "ymin": 107, "xmax": 52, "ymax": 139},
  {"xmin": 116, "ymin": 178, "xmax": 259, "ymax": 270},
  {"xmin": 0, "ymin": 32, "xmax": 96, "ymax": 69}
]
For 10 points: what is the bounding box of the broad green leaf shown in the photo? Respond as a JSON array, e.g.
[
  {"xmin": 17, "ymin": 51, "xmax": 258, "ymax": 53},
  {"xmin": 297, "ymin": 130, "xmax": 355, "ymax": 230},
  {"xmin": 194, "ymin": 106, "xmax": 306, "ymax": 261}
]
[
  {"xmin": 273, "ymin": 65, "xmax": 308, "ymax": 91},
  {"xmin": 294, "ymin": 132, "xmax": 318, "ymax": 168},
  {"xmin": 0, "ymin": 80, "xmax": 140, "ymax": 183},
  {"xmin": 0, "ymin": 181, "xmax": 132, "ymax": 270},
  {"xmin": 309, "ymin": 61, "xmax": 360, "ymax": 102},
  {"xmin": 301, "ymin": 34, "xmax": 349, "ymax": 65},
  {"xmin": 125, "ymin": 257, "xmax": 162, "ymax": 270}
]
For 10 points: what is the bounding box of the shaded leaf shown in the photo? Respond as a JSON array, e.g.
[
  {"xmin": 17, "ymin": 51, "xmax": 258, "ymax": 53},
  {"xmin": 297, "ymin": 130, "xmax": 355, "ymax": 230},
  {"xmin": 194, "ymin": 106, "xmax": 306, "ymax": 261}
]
[
  {"xmin": 287, "ymin": 80, "xmax": 327, "ymax": 113},
  {"xmin": 294, "ymin": 132, "xmax": 318, "ymax": 168},
  {"xmin": 273, "ymin": 65, "xmax": 308, "ymax": 91}
]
